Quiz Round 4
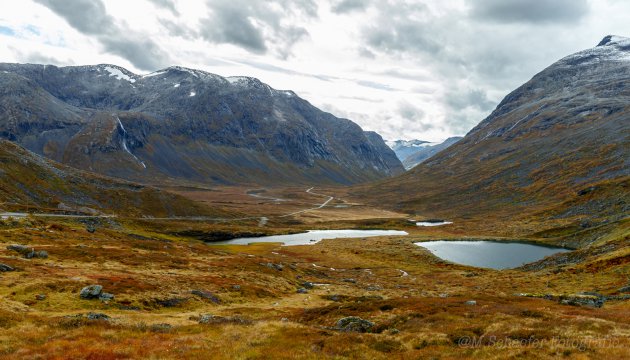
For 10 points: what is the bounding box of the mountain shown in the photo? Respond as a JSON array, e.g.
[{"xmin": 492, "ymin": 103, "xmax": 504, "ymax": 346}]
[
  {"xmin": 358, "ymin": 35, "xmax": 630, "ymax": 222},
  {"xmin": 0, "ymin": 140, "xmax": 223, "ymax": 217},
  {"xmin": 0, "ymin": 64, "xmax": 403, "ymax": 186},
  {"xmin": 386, "ymin": 139, "xmax": 432, "ymax": 161},
  {"xmin": 400, "ymin": 137, "xmax": 462, "ymax": 170}
]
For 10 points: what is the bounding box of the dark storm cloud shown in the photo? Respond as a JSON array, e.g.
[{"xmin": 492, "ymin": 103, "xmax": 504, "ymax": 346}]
[
  {"xmin": 331, "ymin": 0, "xmax": 370, "ymax": 14},
  {"xmin": 33, "ymin": 0, "xmax": 170, "ymax": 71},
  {"xmin": 200, "ymin": 0, "xmax": 318, "ymax": 58},
  {"xmin": 469, "ymin": 0, "xmax": 589, "ymax": 24}
]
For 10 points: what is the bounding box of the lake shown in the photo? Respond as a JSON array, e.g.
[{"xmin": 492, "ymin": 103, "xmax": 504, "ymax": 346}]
[
  {"xmin": 211, "ymin": 229, "xmax": 408, "ymax": 246},
  {"xmin": 415, "ymin": 240, "xmax": 571, "ymax": 269}
]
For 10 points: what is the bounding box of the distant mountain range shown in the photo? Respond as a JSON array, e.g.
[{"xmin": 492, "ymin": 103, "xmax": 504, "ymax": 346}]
[
  {"xmin": 360, "ymin": 35, "xmax": 630, "ymax": 221},
  {"xmin": 0, "ymin": 63, "xmax": 403, "ymax": 186},
  {"xmin": 387, "ymin": 137, "xmax": 462, "ymax": 170}
]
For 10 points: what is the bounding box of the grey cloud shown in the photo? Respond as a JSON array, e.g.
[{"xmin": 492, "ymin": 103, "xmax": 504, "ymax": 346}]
[
  {"xmin": 356, "ymin": 80, "xmax": 396, "ymax": 91},
  {"xmin": 398, "ymin": 101, "xmax": 426, "ymax": 122},
  {"xmin": 147, "ymin": 0, "xmax": 179, "ymax": 15},
  {"xmin": 445, "ymin": 88, "xmax": 496, "ymax": 112},
  {"xmin": 34, "ymin": 0, "xmax": 169, "ymax": 71},
  {"xmin": 159, "ymin": 18, "xmax": 198, "ymax": 38},
  {"xmin": 200, "ymin": 0, "xmax": 317, "ymax": 58},
  {"xmin": 469, "ymin": 0, "xmax": 589, "ymax": 24},
  {"xmin": 331, "ymin": 0, "xmax": 370, "ymax": 14},
  {"xmin": 34, "ymin": 0, "xmax": 111, "ymax": 34},
  {"xmin": 234, "ymin": 58, "xmax": 339, "ymax": 82},
  {"xmin": 9, "ymin": 46, "xmax": 74, "ymax": 66},
  {"xmin": 362, "ymin": 2, "xmax": 443, "ymax": 57},
  {"xmin": 100, "ymin": 37, "xmax": 169, "ymax": 71}
]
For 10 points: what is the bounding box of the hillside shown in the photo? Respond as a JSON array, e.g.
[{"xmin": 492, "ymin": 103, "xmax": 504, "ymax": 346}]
[
  {"xmin": 357, "ymin": 36, "xmax": 630, "ymax": 224},
  {"xmin": 0, "ymin": 140, "xmax": 225, "ymax": 217},
  {"xmin": 0, "ymin": 64, "xmax": 403, "ymax": 186}
]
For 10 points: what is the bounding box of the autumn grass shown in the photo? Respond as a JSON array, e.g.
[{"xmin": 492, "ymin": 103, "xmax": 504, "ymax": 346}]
[{"xmin": 0, "ymin": 195, "xmax": 628, "ymax": 359}]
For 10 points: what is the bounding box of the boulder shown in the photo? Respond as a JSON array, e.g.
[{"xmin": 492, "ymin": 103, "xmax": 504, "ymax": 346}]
[
  {"xmin": 302, "ymin": 281, "xmax": 314, "ymax": 289},
  {"xmin": 191, "ymin": 290, "xmax": 221, "ymax": 304},
  {"xmin": 336, "ymin": 316, "xmax": 375, "ymax": 333},
  {"xmin": 86, "ymin": 312, "xmax": 110, "ymax": 320},
  {"xmin": 0, "ymin": 263, "xmax": 14, "ymax": 272},
  {"xmin": 80, "ymin": 285, "xmax": 103, "ymax": 299},
  {"xmin": 560, "ymin": 294, "xmax": 605, "ymax": 308},
  {"xmin": 99, "ymin": 293, "xmax": 115, "ymax": 301},
  {"xmin": 465, "ymin": 300, "xmax": 477, "ymax": 306}
]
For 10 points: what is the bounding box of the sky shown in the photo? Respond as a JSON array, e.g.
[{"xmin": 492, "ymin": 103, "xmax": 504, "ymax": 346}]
[{"xmin": 1, "ymin": 0, "xmax": 629, "ymax": 142}]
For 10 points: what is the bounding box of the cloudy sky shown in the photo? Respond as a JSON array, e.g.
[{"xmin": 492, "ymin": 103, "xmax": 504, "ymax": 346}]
[{"xmin": 1, "ymin": 0, "xmax": 629, "ymax": 142}]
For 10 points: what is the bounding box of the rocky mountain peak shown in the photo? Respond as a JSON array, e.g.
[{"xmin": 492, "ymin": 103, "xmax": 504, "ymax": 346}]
[{"xmin": 596, "ymin": 35, "xmax": 630, "ymax": 47}]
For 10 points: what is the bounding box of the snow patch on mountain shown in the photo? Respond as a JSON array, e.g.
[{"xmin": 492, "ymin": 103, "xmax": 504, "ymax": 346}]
[{"xmin": 105, "ymin": 66, "xmax": 136, "ymax": 83}]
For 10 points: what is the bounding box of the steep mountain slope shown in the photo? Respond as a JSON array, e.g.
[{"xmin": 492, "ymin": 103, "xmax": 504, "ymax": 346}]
[
  {"xmin": 0, "ymin": 140, "xmax": 224, "ymax": 217},
  {"xmin": 358, "ymin": 36, "xmax": 630, "ymax": 222},
  {"xmin": 400, "ymin": 137, "xmax": 462, "ymax": 170},
  {"xmin": 0, "ymin": 64, "xmax": 403, "ymax": 185}
]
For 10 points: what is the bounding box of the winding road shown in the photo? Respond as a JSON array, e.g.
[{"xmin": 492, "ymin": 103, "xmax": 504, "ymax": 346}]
[{"xmin": 0, "ymin": 187, "xmax": 336, "ymax": 223}]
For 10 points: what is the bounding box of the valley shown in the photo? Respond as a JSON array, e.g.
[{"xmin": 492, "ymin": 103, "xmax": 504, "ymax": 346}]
[
  {"xmin": 0, "ymin": 180, "xmax": 628, "ymax": 359},
  {"xmin": 0, "ymin": 31, "xmax": 628, "ymax": 359}
]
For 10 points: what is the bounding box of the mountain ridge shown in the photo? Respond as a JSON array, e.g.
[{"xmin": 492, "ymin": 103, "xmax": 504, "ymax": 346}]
[
  {"xmin": 356, "ymin": 36, "xmax": 630, "ymax": 224},
  {"xmin": 0, "ymin": 62, "xmax": 403, "ymax": 186}
]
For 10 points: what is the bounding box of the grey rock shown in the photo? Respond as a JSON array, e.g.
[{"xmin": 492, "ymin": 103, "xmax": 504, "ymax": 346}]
[
  {"xmin": 35, "ymin": 294, "xmax": 46, "ymax": 300},
  {"xmin": 265, "ymin": 263, "xmax": 284, "ymax": 271},
  {"xmin": 465, "ymin": 300, "xmax": 477, "ymax": 306},
  {"xmin": 302, "ymin": 281, "xmax": 314, "ymax": 289},
  {"xmin": 336, "ymin": 316, "xmax": 375, "ymax": 333},
  {"xmin": 618, "ymin": 286, "xmax": 630, "ymax": 293},
  {"xmin": 86, "ymin": 312, "xmax": 110, "ymax": 320},
  {"xmin": 0, "ymin": 263, "xmax": 14, "ymax": 272},
  {"xmin": 198, "ymin": 314, "xmax": 252, "ymax": 325},
  {"xmin": 80, "ymin": 285, "xmax": 103, "ymax": 299},
  {"xmin": 37, "ymin": 250, "xmax": 48, "ymax": 259},
  {"xmin": 342, "ymin": 278, "xmax": 357, "ymax": 284},
  {"xmin": 296, "ymin": 288, "xmax": 308, "ymax": 294},
  {"xmin": 366, "ymin": 285, "xmax": 383, "ymax": 291},
  {"xmin": 191, "ymin": 290, "xmax": 221, "ymax": 304},
  {"xmin": 560, "ymin": 294, "xmax": 605, "ymax": 308},
  {"xmin": 99, "ymin": 293, "xmax": 115, "ymax": 301},
  {"xmin": 156, "ymin": 297, "xmax": 188, "ymax": 307},
  {"xmin": 231, "ymin": 285, "xmax": 241, "ymax": 291}
]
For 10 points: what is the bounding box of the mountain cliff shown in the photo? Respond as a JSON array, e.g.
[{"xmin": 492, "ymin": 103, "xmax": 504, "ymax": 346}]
[
  {"xmin": 0, "ymin": 64, "xmax": 403, "ymax": 185},
  {"xmin": 358, "ymin": 36, "xmax": 630, "ymax": 222}
]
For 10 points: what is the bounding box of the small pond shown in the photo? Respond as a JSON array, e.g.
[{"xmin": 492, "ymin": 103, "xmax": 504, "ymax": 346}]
[
  {"xmin": 211, "ymin": 229, "xmax": 408, "ymax": 246},
  {"xmin": 415, "ymin": 240, "xmax": 571, "ymax": 270},
  {"xmin": 416, "ymin": 221, "xmax": 453, "ymax": 227}
]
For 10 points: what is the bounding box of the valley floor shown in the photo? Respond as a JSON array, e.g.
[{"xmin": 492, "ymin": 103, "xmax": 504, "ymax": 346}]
[{"xmin": 0, "ymin": 186, "xmax": 628, "ymax": 359}]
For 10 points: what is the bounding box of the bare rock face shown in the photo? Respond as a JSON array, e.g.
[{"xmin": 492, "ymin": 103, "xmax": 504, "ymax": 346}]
[{"xmin": 0, "ymin": 64, "xmax": 403, "ymax": 185}]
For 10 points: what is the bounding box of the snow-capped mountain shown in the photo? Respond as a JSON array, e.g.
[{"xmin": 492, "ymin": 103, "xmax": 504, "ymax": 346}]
[
  {"xmin": 387, "ymin": 138, "xmax": 462, "ymax": 169},
  {"xmin": 0, "ymin": 63, "xmax": 403, "ymax": 185}
]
